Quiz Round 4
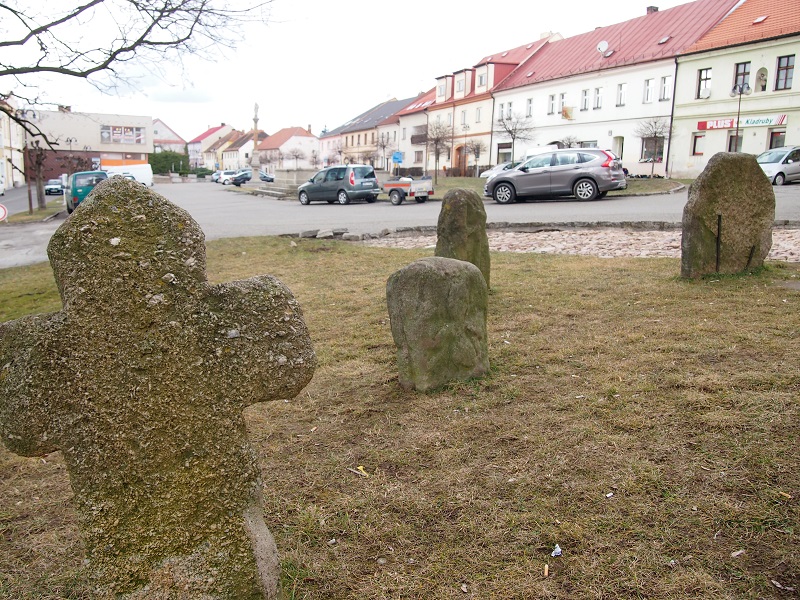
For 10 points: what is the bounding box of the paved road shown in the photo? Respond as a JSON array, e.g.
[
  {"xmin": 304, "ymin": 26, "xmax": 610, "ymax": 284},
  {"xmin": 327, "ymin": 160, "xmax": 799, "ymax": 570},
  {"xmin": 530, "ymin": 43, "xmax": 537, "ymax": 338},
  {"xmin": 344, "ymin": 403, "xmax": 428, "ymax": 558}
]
[{"xmin": 1, "ymin": 181, "xmax": 799, "ymax": 269}]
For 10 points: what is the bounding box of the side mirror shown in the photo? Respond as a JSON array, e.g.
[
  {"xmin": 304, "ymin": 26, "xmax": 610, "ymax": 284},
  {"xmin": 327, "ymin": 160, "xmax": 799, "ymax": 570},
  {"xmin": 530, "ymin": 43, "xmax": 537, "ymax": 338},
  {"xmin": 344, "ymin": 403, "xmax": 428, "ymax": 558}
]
[
  {"xmin": 518, "ymin": 166, "xmax": 528, "ymax": 172},
  {"xmin": 308, "ymin": 178, "xmax": 314, "ymax": 182},
  {"xmin": 786, "ymin": 159, "xmax": 794, "ymax": 164}
]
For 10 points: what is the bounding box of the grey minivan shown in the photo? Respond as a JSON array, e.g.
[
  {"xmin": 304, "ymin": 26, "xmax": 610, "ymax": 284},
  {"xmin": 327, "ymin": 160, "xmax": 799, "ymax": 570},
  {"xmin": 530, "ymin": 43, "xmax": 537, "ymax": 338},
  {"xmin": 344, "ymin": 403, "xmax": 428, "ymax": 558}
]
[
  {"xmin": 757, "ymin": 146, "xmax": 800, "ymax": 186},
  {"xmin": 298, "ymin": 164, "xmax": 380, "ymax": 205},
  {"xmin": 484, "ymin": 148, "xmax": 627, "ymax": 203}
]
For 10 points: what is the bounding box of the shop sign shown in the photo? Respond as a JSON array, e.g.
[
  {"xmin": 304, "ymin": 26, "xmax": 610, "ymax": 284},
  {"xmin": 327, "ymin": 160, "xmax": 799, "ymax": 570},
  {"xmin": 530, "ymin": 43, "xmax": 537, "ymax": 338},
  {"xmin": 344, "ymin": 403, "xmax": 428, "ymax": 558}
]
[{"xmin": 698, "ymin": 114, "xmax": 787, "ymax": 130}]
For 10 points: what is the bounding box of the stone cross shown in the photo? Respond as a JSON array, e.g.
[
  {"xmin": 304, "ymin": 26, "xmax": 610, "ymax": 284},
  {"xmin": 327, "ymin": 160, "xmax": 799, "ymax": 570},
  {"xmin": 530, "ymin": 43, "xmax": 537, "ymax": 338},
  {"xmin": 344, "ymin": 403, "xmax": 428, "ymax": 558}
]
[{"xmin": 0, "ymin": 178, "xmax": 316, "ymax": 598}]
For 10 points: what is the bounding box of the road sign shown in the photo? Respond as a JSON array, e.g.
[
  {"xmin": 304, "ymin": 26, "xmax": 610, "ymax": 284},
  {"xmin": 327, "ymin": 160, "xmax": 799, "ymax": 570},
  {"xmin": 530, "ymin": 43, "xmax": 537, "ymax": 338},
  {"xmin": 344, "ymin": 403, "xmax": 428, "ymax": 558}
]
[
  {"xmin": 0, "ymin": 203, "xmax": 7, "ymax": 221},
  {"xmin": 392, "ymin": 151, "xmax": 403, "ymax": 164}
]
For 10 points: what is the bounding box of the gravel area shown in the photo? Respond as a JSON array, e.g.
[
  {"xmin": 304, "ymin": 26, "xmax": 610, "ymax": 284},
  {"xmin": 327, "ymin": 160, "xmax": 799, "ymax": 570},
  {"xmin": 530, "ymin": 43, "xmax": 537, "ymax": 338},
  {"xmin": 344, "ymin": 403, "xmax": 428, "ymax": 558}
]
[{"xmin": 362, "ymin": 227, "xmax": 800, "ymax": 262}]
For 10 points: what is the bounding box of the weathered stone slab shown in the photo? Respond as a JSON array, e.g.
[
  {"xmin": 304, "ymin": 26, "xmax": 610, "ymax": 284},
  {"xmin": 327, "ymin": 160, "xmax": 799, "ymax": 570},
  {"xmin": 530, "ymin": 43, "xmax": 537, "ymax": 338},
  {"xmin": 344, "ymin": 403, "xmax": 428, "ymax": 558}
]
[
  {"xmin": 386, "ymin": 257, "xmax": 489, "ymax": 392},
  {"xmin": 0, "ymin": 178, "xmax": 316, "ymax": 598},
  {"xmin": 435, "ymin": 188, "xmax": 491, "ymax": 287},
  {"xmin": 681, "ymin": 152, "xmax": 775, "ymax": 278}
]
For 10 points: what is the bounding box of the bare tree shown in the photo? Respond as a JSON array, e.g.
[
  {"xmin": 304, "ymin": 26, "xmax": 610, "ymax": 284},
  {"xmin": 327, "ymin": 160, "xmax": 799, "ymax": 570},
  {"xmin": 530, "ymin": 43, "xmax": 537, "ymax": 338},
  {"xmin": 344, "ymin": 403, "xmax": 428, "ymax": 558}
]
[
  {"xmin": 634, "ymin": 117, "xmax": 671, "ymax": 178},
  {"xmin": 286, "ymin": 147, "xmax": 306, "ymax": 170},
  {"xmin": 494, "ymin": 112, "xmax": 536, "ymax": 161},
  {"xmin": 376, "ymin": 133, "xmax": 394, "ymax": 171},
  {"xmin": 560, "ymin": 135, "xmax": 579, "ymax": 148},
  {"xmin": 309, "ymin": 149, "xmax": 319, "ymax": 168},
  {"xmin": 427, "ymin": 121, "xmax": 453, "ymax": 184},
  {"xmin": 1, "ymin": 0, "xmax": 271, "ymax": 138},
  {"xmin": 465, "ymin": 139, "xmax": 487, "ymax": 177}
]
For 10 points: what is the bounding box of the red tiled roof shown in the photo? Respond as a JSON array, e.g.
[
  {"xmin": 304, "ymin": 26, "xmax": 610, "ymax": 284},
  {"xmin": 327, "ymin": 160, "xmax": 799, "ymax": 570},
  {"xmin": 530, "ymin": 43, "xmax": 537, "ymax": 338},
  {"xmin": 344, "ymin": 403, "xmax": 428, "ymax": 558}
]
[
  {"xmin": 495, "ymin": 0, "xmax": 742, "ymax": 92},
  {"xmin": 684, "ymin": 0, "xmax": 800, "ymax": 53},
  {"xmin": 474, "ymin": 37, "xmax": 550, "ymax": 68},
  {"xmin": 188, "ymin": 125, "xmax": 227, "ymax": 144},
  {"xmin": 206, "ymin": 130, "xmax": 242, "ymax": 152},
  {"xmin": 226, "ymin": 131, "xmax": 268, "ymax": 151},
  {"xmin": 380, "ymin": 89, "xmax": 436, "ymax": 124},
  {"xmin": 257, "ymin": 127, "xmax": 315, "ymax": 151}
]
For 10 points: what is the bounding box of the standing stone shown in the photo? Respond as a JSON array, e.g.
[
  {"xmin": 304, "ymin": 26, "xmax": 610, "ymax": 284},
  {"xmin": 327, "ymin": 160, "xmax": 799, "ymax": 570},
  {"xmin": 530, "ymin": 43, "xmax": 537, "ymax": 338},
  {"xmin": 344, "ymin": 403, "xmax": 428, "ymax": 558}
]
[
  {"xmin": 681, "ymin": 152, "xmax": 775, "ymax": 278},
  {"xmin": 386, "ymin": 257, "xmax": 489, "ymax": 392},
  {"xmin": 435, "ymin": 188, "xmax": 491, "ymax": 288},
  {"xmin": 0, "ymin": 178, "xmax": 316, "ymax": 598}
]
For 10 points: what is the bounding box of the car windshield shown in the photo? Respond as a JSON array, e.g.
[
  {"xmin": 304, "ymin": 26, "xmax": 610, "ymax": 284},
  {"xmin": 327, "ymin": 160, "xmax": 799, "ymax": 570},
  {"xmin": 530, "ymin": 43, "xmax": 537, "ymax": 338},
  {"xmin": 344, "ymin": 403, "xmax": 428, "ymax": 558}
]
[
  {"xmin": 47, "ymin": 179, "xmax": 61, "ymax": 185},
  {"xmin": 352, "ymin": 167, "xmax": 375, "ymax": 179},
  {"xmin": 757, "ymin": 150, "xmax": 786, "ymax": 164}
]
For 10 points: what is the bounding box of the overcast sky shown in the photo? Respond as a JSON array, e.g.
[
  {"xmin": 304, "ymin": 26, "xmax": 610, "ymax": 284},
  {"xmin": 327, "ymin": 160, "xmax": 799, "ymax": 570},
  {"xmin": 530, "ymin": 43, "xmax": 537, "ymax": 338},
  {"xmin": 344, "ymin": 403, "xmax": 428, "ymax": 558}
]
[{"xmin": 32, "ymin": 0, "xmax": 691, "ymax": 141}]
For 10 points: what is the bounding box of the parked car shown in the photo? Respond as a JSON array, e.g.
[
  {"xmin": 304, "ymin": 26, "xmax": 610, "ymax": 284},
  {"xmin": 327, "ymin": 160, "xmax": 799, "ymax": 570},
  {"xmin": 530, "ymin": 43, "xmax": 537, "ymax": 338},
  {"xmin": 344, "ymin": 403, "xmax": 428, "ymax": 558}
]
[
  {"xmin": 479, "ymin": 161, "xmax": 521, "ymax": 179},
  {"xmin": 218, "ymin": 170, "xmax": 239, "ymax": 185},
  {"xmin": 44, "ymin": 178, "xmax": 64, "ymax": 195},
  {"xmin": 484, "ymin": 149, "xmax": 627, "ymax": 203},
  {"xmin": 297, "ymin": 165, "xmax": 380, "ymax": 205},
  {"xmin": 210, "ymin": 170, "xmax": 222, "ymax": 183},
  {"xmin": 231, "ymin": 170, "xmax": 274, "ymax": 186},
  {"xmin": 67, "ymin": 170, "xmax": 108, "ymax": 213},
  {"xmin": 756, "ymin": 146, "xmax": 800, "ymax": 186}
]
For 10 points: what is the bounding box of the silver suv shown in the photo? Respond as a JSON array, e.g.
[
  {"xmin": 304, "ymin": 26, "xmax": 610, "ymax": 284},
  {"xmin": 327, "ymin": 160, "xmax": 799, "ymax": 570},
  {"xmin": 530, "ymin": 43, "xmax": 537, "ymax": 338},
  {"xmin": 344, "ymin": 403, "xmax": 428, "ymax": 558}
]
[
  {"xmin": 484, "ymin": 149, "xmax": 627, "ymax": 203},
  {"xmin": 297, "ymin": 164, "xmax": 380, "ymax": 205},
  {"xmin": 757, "ymin": 146, "xmax": 800, "ymax": 186}
]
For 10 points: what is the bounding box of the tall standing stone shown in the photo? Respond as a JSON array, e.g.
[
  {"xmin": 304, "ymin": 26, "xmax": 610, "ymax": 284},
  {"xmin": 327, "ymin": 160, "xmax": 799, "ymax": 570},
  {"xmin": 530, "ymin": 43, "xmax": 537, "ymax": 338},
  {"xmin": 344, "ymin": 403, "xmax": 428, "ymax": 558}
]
[
  {"xmin": 386, "ymin": 257, "xmax": 489, "ymax": 392},
  {"xmin": 435, "ymin": 188, "xmax": 491, "ymax": 288},
  {"xmin": 0, "ymin": 178, "xmax": 316, "ymax": 598},
  {"xmin": 681, "ymin": 152, "xmax": 775, "ymax": 278}
]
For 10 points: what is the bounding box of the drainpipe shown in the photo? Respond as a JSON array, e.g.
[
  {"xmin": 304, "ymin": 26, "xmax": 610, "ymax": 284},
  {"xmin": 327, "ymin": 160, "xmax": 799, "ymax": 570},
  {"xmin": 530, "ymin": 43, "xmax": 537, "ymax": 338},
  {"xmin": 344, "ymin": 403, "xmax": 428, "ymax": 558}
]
[
  {"xmin": 664, "ymin": 56, "xmax": 679, "ymax": 178},
  {"xmin": 489, "ymin": 95, "xmax": 496, "ymax": 165}
]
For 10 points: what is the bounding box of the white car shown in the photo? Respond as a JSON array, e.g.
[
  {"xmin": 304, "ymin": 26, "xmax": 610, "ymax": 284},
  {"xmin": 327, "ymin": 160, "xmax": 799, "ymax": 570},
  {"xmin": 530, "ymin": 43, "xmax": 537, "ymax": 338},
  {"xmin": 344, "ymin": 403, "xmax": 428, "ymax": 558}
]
[
  {"xmin": 479, "ymin": 161, "xmax": 521, "ymax": 180},
  {"xmin": 218, "ymin": 170, "xmax": 238, "ymax": 185},
  {"xmin": 45, "ymin": 178, "xmax": 64, "ymax": 195},
  {"xmin": 757, "ymin": 146, "xmax": 800, "ymax": 186}
]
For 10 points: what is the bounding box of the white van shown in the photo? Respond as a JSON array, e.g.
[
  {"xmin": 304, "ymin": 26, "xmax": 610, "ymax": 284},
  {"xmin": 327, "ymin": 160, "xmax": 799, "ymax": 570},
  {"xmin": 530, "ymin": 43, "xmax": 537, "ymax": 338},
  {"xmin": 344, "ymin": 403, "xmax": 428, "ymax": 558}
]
[{"xmin": 103, "ymin": 164, "xmax": 154, "ymax": 187}]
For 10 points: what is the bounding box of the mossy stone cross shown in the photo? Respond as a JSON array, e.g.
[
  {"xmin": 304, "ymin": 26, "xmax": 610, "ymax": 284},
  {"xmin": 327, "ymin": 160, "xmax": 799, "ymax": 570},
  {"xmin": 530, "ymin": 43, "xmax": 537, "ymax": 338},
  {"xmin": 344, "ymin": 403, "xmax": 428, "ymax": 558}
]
[{"xmin": 0, "ymin": 179, "xmax": 316, "ymax": 598}]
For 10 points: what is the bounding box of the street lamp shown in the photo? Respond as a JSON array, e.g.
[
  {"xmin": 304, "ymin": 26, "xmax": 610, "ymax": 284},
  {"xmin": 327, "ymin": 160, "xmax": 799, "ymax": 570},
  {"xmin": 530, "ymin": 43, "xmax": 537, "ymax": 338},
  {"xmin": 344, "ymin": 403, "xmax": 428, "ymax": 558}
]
[
  {"xmin": 462, "ymin": 123, "xmax": 470, "ymax": 176},
  {"xmin": 729, "ymin": 83, "xmax": 751, "ymax": 152},
  {"xmin": 15, "ymin": 108, "xmax": 37, "ymax": 215}
]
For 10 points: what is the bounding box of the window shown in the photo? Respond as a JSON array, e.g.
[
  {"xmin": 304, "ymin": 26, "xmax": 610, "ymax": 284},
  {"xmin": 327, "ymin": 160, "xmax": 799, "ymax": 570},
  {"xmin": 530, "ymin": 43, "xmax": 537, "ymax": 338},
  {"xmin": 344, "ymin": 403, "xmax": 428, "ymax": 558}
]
[
  {"xmin": 558, "ymin": 93, "xmax": 566, "ymax": 112},
  {"xmin": 735, "ymin": 62, "xmax": 751, "ymax": 88},
  {"xmin": 414, "ymin": 150, "xmax": 423, "ymax": 163},
  {"xmin": 593, "ymin": 87, "xmax": 603, "ymax": 109},
  {"xmin": 372, "ymin": 132, "xmax": 375, "ymax": 143},
  {"xmin": 393, "ymin": 131, "xmax": 397, "ymax": 141},
  {"xmin": 100, "ymin": 125, "xmax": 146, "ymax": 144},
  {"xmin": 581, "ymin": 89, "xmax": 589, "ymax": 111},
  {"xmin": 478, "ymin": 73, "xmax": 486, "ymax": 87},
  {"xmin": 447, "ymin": 113, "xmax": 452, "ymax": 126},
  {"xmin": 461, "ymin": 110, "xmax": 467, "ymax": 125},
  {"xmin": 697, "ymin": 68, "xmax": 712, "ymax": 98},
  {"xmin": 357, "ymin": 134, "xmax": 361, "ymax": 145},
  {"xmin": 769, "ymin": 130, "xmax": 786, "ymax": 149},
  {"xmin": 776, "ymin": 55, "xmax": 794, "ymax": 90},
  {"xmin": 616, "ymin": 83, "xmax": 627, "ymax": 106},
  {"xmin": 641, "ymin": 136, "xmax": 665, "ymax": 161},
  {"xmin": 437, "ymin": 84, "xmax": 445, "ymax": 96},
  {"xmin": 402, "ymin": 128, "xmax": 406, "ymax": 140},
  {"xmin": 548, "ymin": 95, "xmax": 555, "ymax": 114},
  {"xmin": 526, "ymin": 98, "xmax": 532, "ymax": 117},
  {"xmin": 506, "ymin": 102, "xmax": 512, "ymax": 119},
  {"xmin": 475, "ymin": 107, "xmax": 481, "ymax": 123},
  {"xmin": 456, "ymin": 80, "xmax": 464, "ymax": 92},
  {"xmin": 660, "ymin": 76, "xmax": 672, "ymax": 100},
  {"xmin": 498, "ymin": 103, "xmax": 504, "ymax": 119},
  {"xmin": 692, "ymin": 133, "xmax": 705, "ymax": 156},
  {"xmin": 643, "ymin": 79, "xmax": 654, "ymax": 103}
]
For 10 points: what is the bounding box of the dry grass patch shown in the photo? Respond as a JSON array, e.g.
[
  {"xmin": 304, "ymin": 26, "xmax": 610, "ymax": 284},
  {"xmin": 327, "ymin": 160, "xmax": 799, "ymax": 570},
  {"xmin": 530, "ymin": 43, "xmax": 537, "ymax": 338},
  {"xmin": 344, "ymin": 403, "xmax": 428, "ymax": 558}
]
[{"xmin": 1, "ymin": 237, "xmax": 798, "ymax": 599}]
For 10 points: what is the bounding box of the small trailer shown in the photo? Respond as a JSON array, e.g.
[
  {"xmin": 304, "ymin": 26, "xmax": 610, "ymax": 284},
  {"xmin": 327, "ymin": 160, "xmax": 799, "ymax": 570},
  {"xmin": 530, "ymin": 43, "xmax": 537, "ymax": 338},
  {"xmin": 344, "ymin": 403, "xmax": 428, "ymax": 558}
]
[{"xmin": 381, "ymin": 176, "xmax": 434, "ymax": 205}]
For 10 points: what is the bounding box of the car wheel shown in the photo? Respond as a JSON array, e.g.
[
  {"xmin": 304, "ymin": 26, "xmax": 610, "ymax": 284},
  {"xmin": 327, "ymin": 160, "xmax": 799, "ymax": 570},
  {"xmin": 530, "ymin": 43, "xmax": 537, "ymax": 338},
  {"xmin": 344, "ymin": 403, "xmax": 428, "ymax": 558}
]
[
  {"xmin": 299, "ymin": 191, "xmax": 310, "ymax": 205},
  {"xmin": 598, "ymin": 191, "xmax": 608, "ymax": 198},
  {"xmin": 773, "ymin": 173, "xmax": 786, "ymax": 186},
  {"xmin": 574, "ymin": 178, "xmax": 598, "ymax": 201},
  {"xmin": 493, "ymin": 182, "xmax": 516, "ymax": 204},
  {"xmin": 337, "ymin": 190, "xmax": 350, "ymax": 205},
  {"xmin": 365, "ymin": 196, "xmax": 377, "ymax": 203},
  {"xmin": 390, "ymin": 190, "xmax": 403, "ymax": 205},
  {"xmin": 415, "ymin": 197, "xmax": 427, "ymax": 203}
]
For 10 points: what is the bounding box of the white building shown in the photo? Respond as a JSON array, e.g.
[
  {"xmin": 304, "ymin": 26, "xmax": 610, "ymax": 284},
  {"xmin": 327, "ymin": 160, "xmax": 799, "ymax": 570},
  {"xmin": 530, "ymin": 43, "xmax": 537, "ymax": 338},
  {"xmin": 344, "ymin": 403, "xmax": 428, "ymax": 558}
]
[
  {"xmin": 257, "ymin": 127, "xmax": 319, "ymax": 171},
  {"xmin": 669, "ymin": 0, "xmax": 799, "ymax": 177}
]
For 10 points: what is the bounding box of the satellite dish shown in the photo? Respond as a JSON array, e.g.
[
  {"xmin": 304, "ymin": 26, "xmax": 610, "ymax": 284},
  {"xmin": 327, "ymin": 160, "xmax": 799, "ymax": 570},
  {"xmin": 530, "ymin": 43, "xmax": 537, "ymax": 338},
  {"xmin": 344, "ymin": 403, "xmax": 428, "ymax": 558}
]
[{"xmin": 597, "ymin": 40, "xmax": 609, "ymax": 54}]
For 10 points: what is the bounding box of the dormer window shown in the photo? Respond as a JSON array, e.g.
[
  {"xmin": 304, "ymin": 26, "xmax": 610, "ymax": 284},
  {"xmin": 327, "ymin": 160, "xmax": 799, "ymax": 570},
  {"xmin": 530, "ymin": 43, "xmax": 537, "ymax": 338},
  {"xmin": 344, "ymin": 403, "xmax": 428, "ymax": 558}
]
[
  {"xmin": 478, "ymin": 73, "xmax": 486, "ymax": 87},
  {"xmin": 456, "ymin": 80, "xmax": 464, "ymax": 92}
]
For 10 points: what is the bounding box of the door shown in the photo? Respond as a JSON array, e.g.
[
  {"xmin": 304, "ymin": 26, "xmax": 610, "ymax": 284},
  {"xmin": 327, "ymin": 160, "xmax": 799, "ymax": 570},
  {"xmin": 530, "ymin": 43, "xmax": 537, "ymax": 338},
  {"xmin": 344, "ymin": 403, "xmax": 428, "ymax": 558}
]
[
  {"xmin": 319, "ymin": 167, "xmax": 345, "ymax": 200},
  {"xmin": 784, "ymin": 149, "xmax": 800, "ymax": 183},
  {"xmin": 306, "ymin": 170, "xmax": 327, "ymax": 200},
  {"xmin": 549, "ymin": 151, "xmax": 585, "ymax": 194},
  {"xmin": 513, "ymin": 153, "xmax": 553, "ymax": 196}
]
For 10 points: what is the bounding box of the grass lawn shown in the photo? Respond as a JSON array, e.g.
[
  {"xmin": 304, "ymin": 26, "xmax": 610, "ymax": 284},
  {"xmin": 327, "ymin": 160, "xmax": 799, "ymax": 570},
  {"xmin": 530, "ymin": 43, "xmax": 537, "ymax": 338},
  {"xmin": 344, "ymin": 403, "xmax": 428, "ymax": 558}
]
[{"xmin": 1, "ymin": 237, "xmax": 798, "ymax": 599}]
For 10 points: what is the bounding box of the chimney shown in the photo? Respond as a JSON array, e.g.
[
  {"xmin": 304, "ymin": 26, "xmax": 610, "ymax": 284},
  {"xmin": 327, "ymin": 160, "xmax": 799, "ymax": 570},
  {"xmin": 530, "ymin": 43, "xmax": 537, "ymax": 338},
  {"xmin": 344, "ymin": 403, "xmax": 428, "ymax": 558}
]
[
  {"xmin": 647, "ymin": 6, "xmax": 658, "ymax": 14},
  {"xmin": 307, "ymin": 124, "xmax": 312, "ymax": 134}
]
